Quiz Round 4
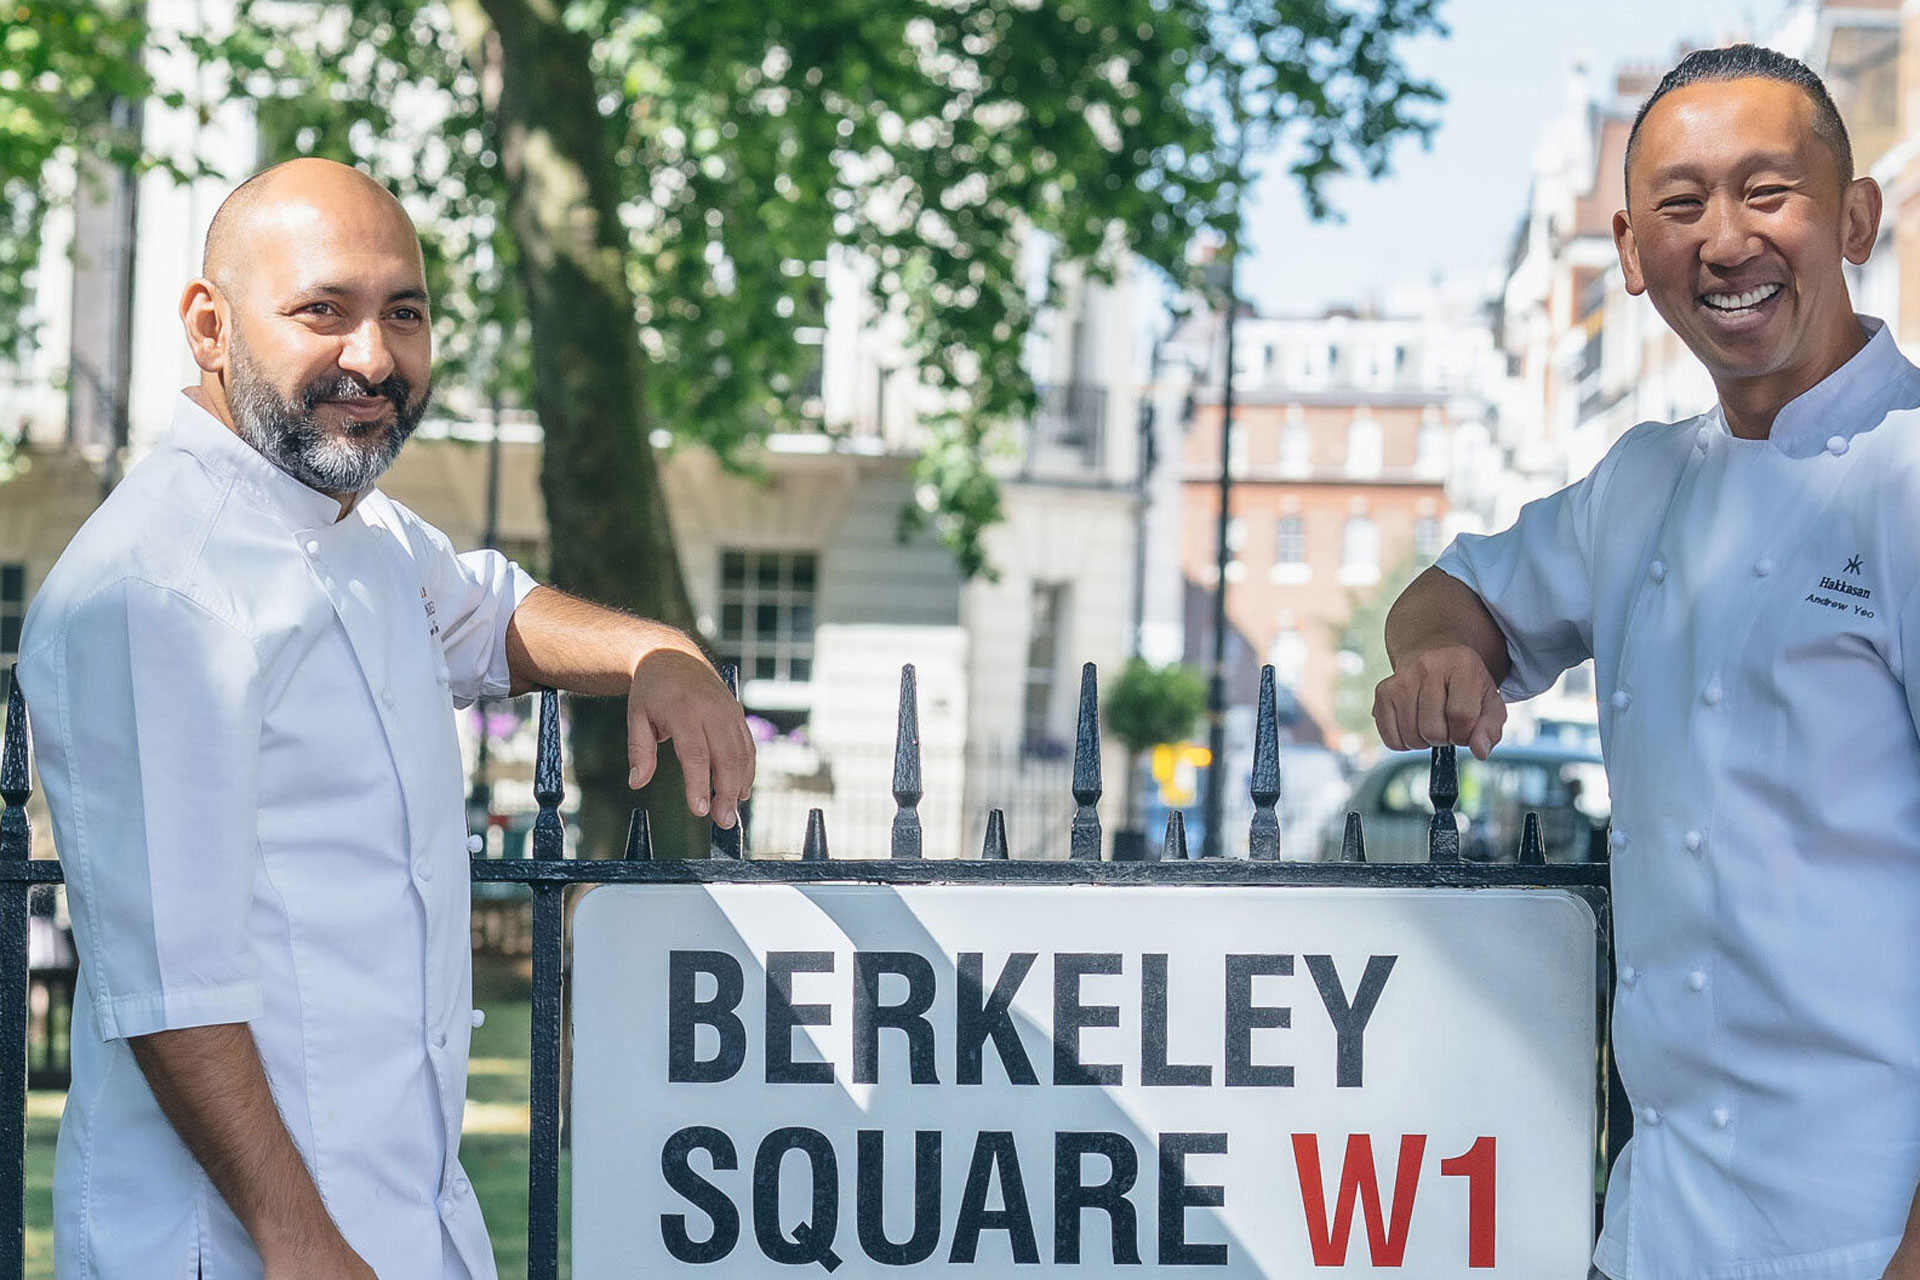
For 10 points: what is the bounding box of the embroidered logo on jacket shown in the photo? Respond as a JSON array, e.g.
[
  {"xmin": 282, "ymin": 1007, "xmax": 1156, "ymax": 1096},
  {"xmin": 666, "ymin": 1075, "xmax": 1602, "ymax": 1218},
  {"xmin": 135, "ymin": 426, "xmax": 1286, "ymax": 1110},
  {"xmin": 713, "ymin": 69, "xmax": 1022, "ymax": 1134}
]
[
  {"xmin": 1806, "ymin": 556, "xmax": 1874, "ymax": 618},
  {"xmin": 421, "ymin": 586, "xmax": 441, "ymax": 638}
]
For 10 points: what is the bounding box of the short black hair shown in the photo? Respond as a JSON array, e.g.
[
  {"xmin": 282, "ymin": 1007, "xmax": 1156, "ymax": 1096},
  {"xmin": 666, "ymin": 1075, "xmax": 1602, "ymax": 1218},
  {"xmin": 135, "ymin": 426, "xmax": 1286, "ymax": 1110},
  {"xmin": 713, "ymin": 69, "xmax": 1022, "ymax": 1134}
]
[{"xmin": 1624, "ymin": 44, "xmax": 1853, "ymax": 203}]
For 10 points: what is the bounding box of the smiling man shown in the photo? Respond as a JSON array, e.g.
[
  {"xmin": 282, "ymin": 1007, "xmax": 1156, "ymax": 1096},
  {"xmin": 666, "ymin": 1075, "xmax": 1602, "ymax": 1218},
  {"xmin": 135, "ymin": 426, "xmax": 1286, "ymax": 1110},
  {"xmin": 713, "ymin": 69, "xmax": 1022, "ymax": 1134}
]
[
  {"xmin": 1373, "ymin": 45, "xmax": 1920, "ymax": 1280},
  {"xmin": 15, "ymin": 158, "xmax": 754, "ymax": 1279}
]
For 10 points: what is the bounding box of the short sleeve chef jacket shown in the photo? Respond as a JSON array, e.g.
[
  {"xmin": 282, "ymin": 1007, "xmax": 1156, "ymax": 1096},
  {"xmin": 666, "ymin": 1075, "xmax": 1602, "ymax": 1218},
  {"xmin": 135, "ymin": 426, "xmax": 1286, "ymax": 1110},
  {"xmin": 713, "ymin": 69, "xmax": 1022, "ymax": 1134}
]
[
  {"xmin": 16, "ymin": 394, "xmax": 537, "ymax": 1279},
  {"xmin": 1437, "ymin": 316, "xmax": 1920, "ymax": 1280}
]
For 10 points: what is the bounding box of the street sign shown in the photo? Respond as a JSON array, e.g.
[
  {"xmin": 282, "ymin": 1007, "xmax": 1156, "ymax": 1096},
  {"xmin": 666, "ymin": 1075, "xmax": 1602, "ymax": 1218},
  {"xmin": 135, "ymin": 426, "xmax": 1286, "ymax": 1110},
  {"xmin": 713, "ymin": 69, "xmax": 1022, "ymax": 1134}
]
[{"xmin": 571, "ymin": 883, "xmax": 1599, "ymax": 1277}]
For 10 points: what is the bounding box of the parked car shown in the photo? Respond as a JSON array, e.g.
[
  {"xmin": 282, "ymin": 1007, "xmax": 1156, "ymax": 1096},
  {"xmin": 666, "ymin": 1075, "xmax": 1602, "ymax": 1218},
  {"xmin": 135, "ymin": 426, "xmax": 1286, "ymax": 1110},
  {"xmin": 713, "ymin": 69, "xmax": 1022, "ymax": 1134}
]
[{"xmin": 1319, "ymin": 744, "xmax": 1610, "ymax": 864}]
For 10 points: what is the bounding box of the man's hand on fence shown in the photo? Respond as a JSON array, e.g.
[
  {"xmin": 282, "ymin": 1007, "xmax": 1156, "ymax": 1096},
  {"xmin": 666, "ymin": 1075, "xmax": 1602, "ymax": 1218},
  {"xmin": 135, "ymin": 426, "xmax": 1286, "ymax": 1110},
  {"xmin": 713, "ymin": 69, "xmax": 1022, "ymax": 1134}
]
[
  {"xmin": 1372, "ymin": 644, "xmax": 1507, "ymax": 760},
  {"xmin": 627, "ymin": 648, "xmax": 757, "ymax": 828}
]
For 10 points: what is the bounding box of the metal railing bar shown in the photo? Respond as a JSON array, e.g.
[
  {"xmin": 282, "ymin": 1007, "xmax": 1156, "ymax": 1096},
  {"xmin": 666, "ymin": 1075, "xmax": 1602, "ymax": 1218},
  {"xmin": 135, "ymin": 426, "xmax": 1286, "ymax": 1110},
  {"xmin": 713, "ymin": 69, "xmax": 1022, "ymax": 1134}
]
[
  {"xmin": 526, "ymin": 882, "xmax": 565, "ymax": 1280},
  {"xmin": 468, "ymin": 857, "xmax": 1609, "ymax": 889}
]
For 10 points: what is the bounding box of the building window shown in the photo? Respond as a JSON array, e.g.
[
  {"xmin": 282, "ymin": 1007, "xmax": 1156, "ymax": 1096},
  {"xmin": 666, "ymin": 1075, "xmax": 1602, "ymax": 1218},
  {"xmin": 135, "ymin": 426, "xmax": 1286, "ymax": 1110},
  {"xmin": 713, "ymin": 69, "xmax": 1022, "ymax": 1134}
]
[
  {"xmin": 1416, "ymin": 421, "xmax": 1447, "ymax": 477},
  {"xmin": 1275, "ymin": 516, "xmax": 1306, "ymax": 566},
  {"xmin": 0, "ymin": 564, "xmax": 22, "ymax": 702},
  {"xmin": 1023, "ymin": 582, "xmax": 1070, "ymax": 747},
  {"xmin": 1270, "ymin": 624, "xmax": 1308, "ymax": 689},
  {"xmin": 1227, "ymin": 422, "xmax": 1248, "ymax": 478},
  {"xmin": 1346, "ymin": 415, "xmax": 1382, "ymax": 478},
  {"xmin": 1281, "ymin": 421, "xmax": 1312, "ymax": 475},
  {"xmin": 1341, "ymin": 516, "xmax": 1380, "ymax": 585},
  {"xmin": 717, "ymin": 550, "xmax": 818, "ymax": 687},
  {"xmin": 1414, "ymin": 516, "xmax": 1444, "ymax": 564}
]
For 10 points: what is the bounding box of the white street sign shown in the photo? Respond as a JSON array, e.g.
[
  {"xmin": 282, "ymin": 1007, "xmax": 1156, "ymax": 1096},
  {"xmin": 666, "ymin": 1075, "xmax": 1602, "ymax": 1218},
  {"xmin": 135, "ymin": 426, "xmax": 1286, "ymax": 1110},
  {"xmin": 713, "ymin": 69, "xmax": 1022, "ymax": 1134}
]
[{"xmin": 571, "ymin": 883, "xmax": 1598, "ymax": 1277}]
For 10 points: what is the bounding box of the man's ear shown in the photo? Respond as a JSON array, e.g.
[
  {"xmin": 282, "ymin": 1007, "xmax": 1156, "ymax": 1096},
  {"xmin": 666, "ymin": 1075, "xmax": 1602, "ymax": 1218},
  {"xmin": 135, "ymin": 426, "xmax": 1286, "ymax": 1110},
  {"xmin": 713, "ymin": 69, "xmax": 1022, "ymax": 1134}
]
[
  {"xmin": 1842, "ymin": 176, "xmax": 1883, "ymax": 266},
  {"xmin": 178, "ymin": 278, "xmax": 230, "ymax": 375},
  {"xmin": 1613, "ymin": 210, "xmax": 1646, "ymax": 296}
]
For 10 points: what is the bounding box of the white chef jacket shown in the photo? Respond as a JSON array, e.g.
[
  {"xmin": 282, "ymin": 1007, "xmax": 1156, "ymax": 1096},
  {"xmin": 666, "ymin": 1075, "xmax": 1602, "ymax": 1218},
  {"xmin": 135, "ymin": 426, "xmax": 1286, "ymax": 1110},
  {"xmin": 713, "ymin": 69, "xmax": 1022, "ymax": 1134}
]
[
  {"xmin": 16, "ymin": 394, "xmax": 536, "ymax": 1279},
  {"xmin": 1438, "ymin": 316, "xmax": 1920, "ymax": 1280}
]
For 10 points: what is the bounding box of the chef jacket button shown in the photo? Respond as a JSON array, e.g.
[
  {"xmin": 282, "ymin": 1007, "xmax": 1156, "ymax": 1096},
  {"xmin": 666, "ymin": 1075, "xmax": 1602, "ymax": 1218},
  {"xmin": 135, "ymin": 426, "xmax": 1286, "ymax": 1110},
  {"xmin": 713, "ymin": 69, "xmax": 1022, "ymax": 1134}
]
[
  {"xmin": 1754, "ymin": 558, "xmax": 1773, "ymax": 577},
  {"xmin": 1611, "ymin": 690, "xmax": 1632, "ymax": 711},
  {"xmin": 1687, "ymin": 970, "xmax": 1706, "ymax": 991},
  {"xmin": 1640, "ymin": 1106, "xmax": 1661, "ymax": 1126},
  {"xmin": 1685, "ymin": 830, "xmax": 1704, "ymax": 853},
  {"xmin": 1609, "ymin": 829, "xmax": 1629, "ymax": 852},
  {"xmin": 439, "ymin": 1198, "xmax": 455, "ymax": 1218},
  {"xmin": 1826, "ymin": 434, "xmax": 1849, "ymax": 456},
  {"xmin": 1695, "ymin": 427, "xmax": 1711, "ymax": 452},
  {"xmin": 1649, "ymin": 560, "xmax": 1667, "ymax": 583},
  {"xmin": 304, "ymin": 539, "xmax": 321, "ymax": 555},
  {"xmin": 1711, "ymin": 1108, "xmax": 1730, "ymax": 1130},
  {"xmin": 1702, "ymin": 681, "xmax": 1723, "ymax": 707},
  {"xmin": 467, "ymin": 834, "xmax": 484, "ymax": 855},
  {"xmin": 381, "ymin": 689, "xmax": 396, "ymax": 709},
  {"xmin": 416, "ymin": 859, "xmax": 435, "ymax": 882},
  {"xmin": 471, "ymin": 1009, "xmax": 487, "ymax": 1029},
  {"xmin": 1620, "ymin": 964, "xmax": 1638, "ymax": 985},
  {"xmin": 432, "ymin": 1031, "xmax": 447, "ymax": 1049},
  {"xmin": 455, "ymin": 1177, "xmax": 471, "ymax": 1196}
]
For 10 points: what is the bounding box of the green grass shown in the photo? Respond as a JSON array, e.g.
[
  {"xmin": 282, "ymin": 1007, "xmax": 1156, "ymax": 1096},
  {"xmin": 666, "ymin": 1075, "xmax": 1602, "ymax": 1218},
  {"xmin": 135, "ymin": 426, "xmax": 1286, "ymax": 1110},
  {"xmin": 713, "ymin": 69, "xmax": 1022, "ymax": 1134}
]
[{"xmin": 22, "ymin": 953, "xmax": 561, "ymax": 1280}]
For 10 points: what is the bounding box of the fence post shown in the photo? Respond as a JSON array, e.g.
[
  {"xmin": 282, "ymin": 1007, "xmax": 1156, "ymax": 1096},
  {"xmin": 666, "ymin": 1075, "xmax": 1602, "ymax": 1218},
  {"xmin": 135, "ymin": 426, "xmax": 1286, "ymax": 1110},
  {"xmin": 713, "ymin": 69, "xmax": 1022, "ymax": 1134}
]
[
  {"xmin": 623, "ymin": 810, "xmax": 653, "ymax": 862},
  {"xmin": 1520, "ymin": 812, "xmax": 1545, "ymax": 866},
  {"xmin": 1070, "ymin": 664, "xmax": 1102, "ymax": 861},
  {"xmin": 1340, "ymin": 811, "xmax": 1367, "ymax": 864},
  {"xmin": 525, "ymin": 687, "xmax": 563, "ymax": 1280},
  {"xmin": 1427, "ymin": 745, "xmax": 1461, "ymax": 863},
  {"xmin": 982, "ymin": 810, "xmax": 1009, "ymax": 860},
  {"xmin": 711, "ymin": 666, "xmax": 743, "ymax": 860},
  {"xmin": 891, "ymin": 666, "xmax": 923, "ymax": 859},
  {"xmin": 1163, "ymin": 810, "xmax": 1188, "ymax": 861},
  {"xmin": 1249, "ymin": 665, "xmax": 1281, "ymax": 860},
  {"xmin": 0, "ymin": 674, "xmax": 30, "ymax": 1280},
  {"xmin": 803, "ymin": 809, "xmax": 829, "ymax": 862}
]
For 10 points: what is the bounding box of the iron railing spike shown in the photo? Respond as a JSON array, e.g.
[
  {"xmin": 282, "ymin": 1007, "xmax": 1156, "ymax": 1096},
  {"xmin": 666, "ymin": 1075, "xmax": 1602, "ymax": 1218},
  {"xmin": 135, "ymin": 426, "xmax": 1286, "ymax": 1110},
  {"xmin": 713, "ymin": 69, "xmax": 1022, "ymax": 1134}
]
[
  {"xmin": 1, "ymin": 673, "xmax": 29, "ymax": 861},
  {"xmin": 1070, "ymin": 663, "xmax": 1102, "ymax": 860},
  {"xmin": 622, "ymin": 810, "xmax": 653, "ymax": 862},
  {"xmin": 1341, "ymin": 811, "xmax": 1367, "ymax": 864},
  {"xmin": 1163, "ymin": 810, "xmax": 1189, "ymax": 861},
  {"xmin": 982, "ymin": 809, "xmax": 1009, "ymax": 860},
  {"xmin": 1248, "ymin": 665, "xmax": 1281, "ymax": 860},
  {"xmin": 1427, "ymin": 745, "xmax": 1461, "ymax": 863},
  {"xmin": 1520, "ymin": 811, "xmax": 1546, "ymax": 866},
  {"xmin": 890, "ymin": 665, "xmax": 924, "ymax": 859},
  {"xmin": 803, "ymin": 809, "xmax": 830, "ymax": 862},
  {"xmin": 530, "ymin": 689, "xmax": 565, "ymax": 861},
  {"xmin": 709, "ymin": 664, "xmax": 743, "ymax": 860}
]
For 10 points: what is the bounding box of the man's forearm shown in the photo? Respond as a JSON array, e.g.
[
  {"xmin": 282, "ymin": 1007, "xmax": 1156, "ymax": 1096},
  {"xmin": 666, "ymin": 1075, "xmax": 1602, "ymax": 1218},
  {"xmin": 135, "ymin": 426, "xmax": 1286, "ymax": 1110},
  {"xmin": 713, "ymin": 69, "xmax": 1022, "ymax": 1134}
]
[
  {"xmin": 1384, "ymin": 566, "xmax": 1514, "ymax": 683},
  {"xmin": 504, "ymin": 585, "xmax": 710, "ymax": 696},
  {"xmin": 129, "ymin": 1023, "xmax": 367, "ymax": 1272}
]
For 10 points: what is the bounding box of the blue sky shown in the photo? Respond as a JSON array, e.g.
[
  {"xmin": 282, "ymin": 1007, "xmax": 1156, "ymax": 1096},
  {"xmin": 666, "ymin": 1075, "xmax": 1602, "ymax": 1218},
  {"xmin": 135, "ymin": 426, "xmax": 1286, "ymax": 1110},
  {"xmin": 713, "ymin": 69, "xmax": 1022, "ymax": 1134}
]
[{"xmin": 1238, "ymin": 0, "xmax": 1776, "ymax": 313}]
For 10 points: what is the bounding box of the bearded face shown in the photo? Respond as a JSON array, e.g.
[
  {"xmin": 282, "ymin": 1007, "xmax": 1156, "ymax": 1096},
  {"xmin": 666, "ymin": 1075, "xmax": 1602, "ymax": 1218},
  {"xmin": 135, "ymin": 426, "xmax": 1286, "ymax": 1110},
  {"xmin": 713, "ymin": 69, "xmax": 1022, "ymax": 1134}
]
[{"xmin": 227, "ymin": 324, "xmax": 431, "ymax": 495}]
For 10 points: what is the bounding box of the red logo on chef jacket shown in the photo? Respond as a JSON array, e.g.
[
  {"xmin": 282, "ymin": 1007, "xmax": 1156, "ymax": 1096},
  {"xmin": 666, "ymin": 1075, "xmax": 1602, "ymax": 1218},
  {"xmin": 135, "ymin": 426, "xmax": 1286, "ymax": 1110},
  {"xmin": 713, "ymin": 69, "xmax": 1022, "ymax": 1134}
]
[{"xmin": 421, "ymin": 586, "xmax": 440, "ymax": 638}]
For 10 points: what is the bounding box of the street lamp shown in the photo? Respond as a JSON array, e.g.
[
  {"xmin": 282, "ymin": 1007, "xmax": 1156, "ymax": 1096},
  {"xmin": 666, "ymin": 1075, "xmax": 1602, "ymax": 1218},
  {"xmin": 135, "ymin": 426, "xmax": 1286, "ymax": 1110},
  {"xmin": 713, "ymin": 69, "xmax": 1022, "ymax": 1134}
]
[{"xmin": 1201, "ymin": 247, "xmax": 1239, "ymax": 860}]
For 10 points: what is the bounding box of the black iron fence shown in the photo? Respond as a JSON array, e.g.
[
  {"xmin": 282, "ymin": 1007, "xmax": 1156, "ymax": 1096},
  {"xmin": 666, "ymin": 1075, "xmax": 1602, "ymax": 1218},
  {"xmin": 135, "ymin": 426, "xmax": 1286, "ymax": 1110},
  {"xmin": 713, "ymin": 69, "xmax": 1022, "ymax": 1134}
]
[{"xmin": 0, "ymin": 659, "xmax": 1615, "ymax": 1280}]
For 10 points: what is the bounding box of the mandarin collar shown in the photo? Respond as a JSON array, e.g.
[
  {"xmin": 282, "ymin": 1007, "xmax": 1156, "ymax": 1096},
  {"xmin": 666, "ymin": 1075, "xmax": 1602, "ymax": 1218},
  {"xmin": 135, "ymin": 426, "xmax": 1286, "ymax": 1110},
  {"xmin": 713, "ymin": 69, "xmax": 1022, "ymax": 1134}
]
[
  {"xmin": 1755, "ymin": 314, "xmax": 1918, "ymax": 458},
  {"xmin": 168, "ymin": 393, "xmax": 354, "ymax": 532}
]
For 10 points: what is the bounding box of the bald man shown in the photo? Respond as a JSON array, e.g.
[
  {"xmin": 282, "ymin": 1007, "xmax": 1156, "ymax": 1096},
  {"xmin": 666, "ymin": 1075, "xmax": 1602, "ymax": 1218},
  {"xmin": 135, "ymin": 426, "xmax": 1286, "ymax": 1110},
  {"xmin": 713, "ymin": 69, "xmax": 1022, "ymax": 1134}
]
[{"xmin": 16, "ymin": 159, "xmax": 754, "ymax": 1279}]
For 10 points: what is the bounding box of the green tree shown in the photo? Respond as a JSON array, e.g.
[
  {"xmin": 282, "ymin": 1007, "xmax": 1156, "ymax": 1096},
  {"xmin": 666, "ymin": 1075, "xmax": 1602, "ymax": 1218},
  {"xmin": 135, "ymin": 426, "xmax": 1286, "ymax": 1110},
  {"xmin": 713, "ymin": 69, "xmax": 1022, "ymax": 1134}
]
[
  {"xmin": 1104, "ymin": 658, "xmax": 1206, "ymax": 830},
  {"xmin": 0, "ymin": 1, "xmax": 194, "ymax": 363},
  {"xmin": 7, "ymin": 0, "xmax": 1444, "ymax": 855}
]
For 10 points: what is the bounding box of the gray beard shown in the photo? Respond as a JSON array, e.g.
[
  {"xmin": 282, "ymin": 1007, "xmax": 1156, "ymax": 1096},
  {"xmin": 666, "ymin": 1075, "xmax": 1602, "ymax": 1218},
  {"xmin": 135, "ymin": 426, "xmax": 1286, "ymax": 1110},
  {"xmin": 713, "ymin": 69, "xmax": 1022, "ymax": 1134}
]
[{"xmin": 228, "ymin": 345, "xmax": 428, "ymax": 494}]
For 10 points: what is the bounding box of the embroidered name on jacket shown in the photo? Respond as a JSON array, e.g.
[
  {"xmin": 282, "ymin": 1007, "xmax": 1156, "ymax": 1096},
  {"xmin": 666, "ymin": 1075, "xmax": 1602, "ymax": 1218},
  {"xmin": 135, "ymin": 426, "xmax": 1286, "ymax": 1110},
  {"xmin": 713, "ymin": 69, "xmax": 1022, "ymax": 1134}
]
[{"xmin": 1805, "ymin": 556, "xmax": 1875, "ymax": 617}]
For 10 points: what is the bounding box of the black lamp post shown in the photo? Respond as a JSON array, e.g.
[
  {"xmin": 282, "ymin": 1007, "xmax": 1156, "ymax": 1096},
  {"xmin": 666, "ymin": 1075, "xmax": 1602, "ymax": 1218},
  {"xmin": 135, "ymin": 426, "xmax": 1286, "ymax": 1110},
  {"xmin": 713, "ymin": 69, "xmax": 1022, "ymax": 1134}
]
[{"xmin": 1201, "ymin": 248, "xmax": 1239, "ymax": 860}]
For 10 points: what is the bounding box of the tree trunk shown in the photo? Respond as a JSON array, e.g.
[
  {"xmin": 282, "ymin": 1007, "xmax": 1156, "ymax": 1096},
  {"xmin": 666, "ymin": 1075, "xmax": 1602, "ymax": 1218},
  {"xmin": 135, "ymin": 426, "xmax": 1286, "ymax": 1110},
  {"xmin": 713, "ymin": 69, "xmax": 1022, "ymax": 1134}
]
[{"xmin": 448, "ymin": 0, "xmax": 709, "ymax": 858}]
